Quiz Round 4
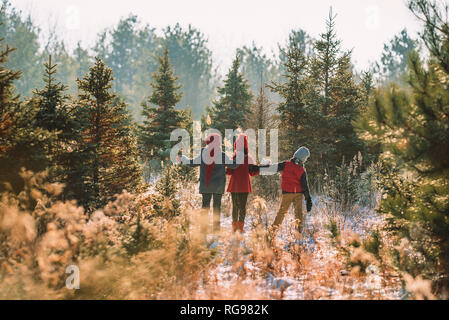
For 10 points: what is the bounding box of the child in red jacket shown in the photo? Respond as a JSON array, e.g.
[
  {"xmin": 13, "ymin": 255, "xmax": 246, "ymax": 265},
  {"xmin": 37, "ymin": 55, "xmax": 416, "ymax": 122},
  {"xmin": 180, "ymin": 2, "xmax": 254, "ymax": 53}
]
[
  {"xmin": 226, "ymin": 134, "xmax": 261, "ymax": 233},
  {"xmin": 272, "ymin": 147, "xmax": 313, "ymax": 237}
]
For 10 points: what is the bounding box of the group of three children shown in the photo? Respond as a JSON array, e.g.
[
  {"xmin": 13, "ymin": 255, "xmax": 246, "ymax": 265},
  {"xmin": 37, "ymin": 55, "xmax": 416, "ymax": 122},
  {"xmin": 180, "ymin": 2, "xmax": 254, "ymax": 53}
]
[{"xmin": 179, "ymin": 133, "xmax": 313, "ymax": 236}]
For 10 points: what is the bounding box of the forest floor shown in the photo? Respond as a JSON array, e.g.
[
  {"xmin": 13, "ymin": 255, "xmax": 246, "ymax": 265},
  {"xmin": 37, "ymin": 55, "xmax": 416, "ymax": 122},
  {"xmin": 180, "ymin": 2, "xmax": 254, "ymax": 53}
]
[
  {"xmin": 180, "ymin": 189, "xmax": 405, "ymax": 300},
  {"xmin": 0, "ymin": 175, "xmax": 410, "ymax": 300}
]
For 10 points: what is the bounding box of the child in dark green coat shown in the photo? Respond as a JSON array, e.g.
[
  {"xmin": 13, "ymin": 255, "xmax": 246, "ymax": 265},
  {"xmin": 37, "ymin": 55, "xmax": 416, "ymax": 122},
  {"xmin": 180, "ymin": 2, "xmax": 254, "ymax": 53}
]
[{"xmin": 179, "ymin": 133, "xmax": 239, "ymax": 232}]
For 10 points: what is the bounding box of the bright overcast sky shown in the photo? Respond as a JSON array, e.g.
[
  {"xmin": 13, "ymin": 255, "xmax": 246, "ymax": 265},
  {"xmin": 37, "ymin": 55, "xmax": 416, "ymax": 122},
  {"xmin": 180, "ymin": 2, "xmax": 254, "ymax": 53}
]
[{"xmin": 9, "ymin": 0, "xmax": 423, "ymax": 74}]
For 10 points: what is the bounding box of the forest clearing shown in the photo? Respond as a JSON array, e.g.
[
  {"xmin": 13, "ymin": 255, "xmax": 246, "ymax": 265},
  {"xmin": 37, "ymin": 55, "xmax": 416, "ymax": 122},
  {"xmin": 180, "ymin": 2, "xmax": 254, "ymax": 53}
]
[{"xmin": 1, "ymin": 0, "xmax": 448, "ymax": 301}]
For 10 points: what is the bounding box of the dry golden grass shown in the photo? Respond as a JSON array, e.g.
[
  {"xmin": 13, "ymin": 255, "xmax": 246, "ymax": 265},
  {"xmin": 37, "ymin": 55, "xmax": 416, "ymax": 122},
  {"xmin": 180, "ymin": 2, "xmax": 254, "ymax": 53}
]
[{"xmin": 0, "ymin": 170, "xmax": 438, "ymax": 300}]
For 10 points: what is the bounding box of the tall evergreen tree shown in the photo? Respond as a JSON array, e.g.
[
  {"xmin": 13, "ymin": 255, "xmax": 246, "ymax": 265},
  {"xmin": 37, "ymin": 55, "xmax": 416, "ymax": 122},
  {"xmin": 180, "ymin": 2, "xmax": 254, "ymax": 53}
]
[
  {"xmin": 107, "ymin": 15, "xmax": 140, "ymax": 94},
  {"xmin": 207, "ymin": 54, "xmax": 253, "ymax": 134},
  {"xmin": 43, "ymin": 28, "xmax": 76, "ymax": 90},
  {"xmin": 33, "ymin": 55, "xmax": 86, "ymax": 191},
  {"xmin": 0, "ymin": 0, "xmax": 41, "ymax": 97},
  {"xmin": 375, "ymin": 28, "xmax": 419, "ymax": 83},
  {"xmin": 309, "ymin": 8, "xmax": 341, "ymax": 116},
  {"xmin": 0, "ymin": 18, "xmax": 21, "ymax": 187},
  {"xmin": 356, "ymin": 0, "xmax": 449, "ymax": 292},
  {"xmin": 139, "ymin": 48, "xmax": 185, "ymax": 165},
  {"xmin": 93, "ymin": 15, "xmax": 159, "ymax": 120},
  {"xmin": 250, "ymin": 80, "xmax": 279, "ymax": 200},
  {"xmin": 163, "ymin": 23, "xmax": 216, "ymax": 119},
  {"xmin": 331, "ymin": 50, "xmax": 365, "ymax": 165},
  {"xmin": 278, "ymin": 29, "xmax": 314, "ymax": 77},
  {"xmin": 307, "ymin": 8, "xmax": 364, "ymax": 169},
  {"xmin": 73, "ymin": 42, "xmax": 92, "ymax": 82},
  {"xmin": 249, "ymin": 77, "xmax": 277, "ymax": 131},
  {"xmin": 0, "ymin": 19, "xmax": 20, "ymax": 124},
  {"xmin": 132, "ymin": 26, "xmax": 159, "ymax": 119},
  {"xmin": 269, "ymin": 39, "xmax": 315, "ymax": 159},
  {"xmin": 34, "ymin": 56, "xmax": 70, "ymax": 138},
  {"xmin": 0, "ymin": 17, "xmax": 52, "ymax": 192},
  {"xmin": 77, "ymin": 57, "xmax": 142, "ymax": 210},
  {"xmin": 238, "ymin": 44, "xmax": 278, "ymax": 99}
]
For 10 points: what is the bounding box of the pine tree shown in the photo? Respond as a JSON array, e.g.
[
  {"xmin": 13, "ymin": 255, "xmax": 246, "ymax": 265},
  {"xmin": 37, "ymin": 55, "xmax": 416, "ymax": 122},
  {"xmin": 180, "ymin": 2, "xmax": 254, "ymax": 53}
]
[
  {"xmin": 107, "ymin": 15, "xmax": 139, "ymax": 95},
  {"xmin": 31, "ymin": 55, "xmax": 91, "ymax": 204},
  {"xmin": 307, "ymin": 8, "xmax": 364, "ymax": 170},
  {"xmin": 238, "ymin": 44, "xmax": 277, "ymax": 99},
  {"xmin": 269, "ymin": 39, "xmax": 313, "ymax": 158},
  {"xmin": 163, "ymin": 24, "xmax": 216, "ymax": 119},
  {"xmin": 73, "ymin": 42, "xmax": 91, "ymax": 81},
  {"xmin": 0, "ymin": 20, "xmax": 20, "ymax": 126},
  {"xmin": 34, "ymin": 56, "xmax": 70, "ymax": 147},
  {"xmin": 176, "ymin": 106, "xmax": 197, "ymax": 183},
  {"xmin": 358, "ymin": 71, "xmax": 380, "ymax": 163},
  {"xmin": 278, "ymin": 29, "xmax": 314, "ymax": 79},
  {"xmin": 250, "ymin": 78, "xmax": 280, "ymax": 200},
  {"xmin": 356, "ymin": 0, "xmax": 449, "ymax": 292},
  {"xmin": 0, "ymin": 18, "xmax": 51, "ymax": 193},
  {"xmin": 207, "ymin": 54, "xmax": 253, "ymax": 134},
  {"xmin": 77, "ymin": 57, "xmax": 142, "ymax": 210},
  {"xmin": 375, "ymin": 28, "xmax": 419, "ymax": 83},
  {"xmin": 310, "ymin": 8, "xmax": 341, "ymax": 116},
  {"xmin": 0, "ymin": 18, "xmax": 21, "ymax": 189},
  {"xmin": 0, "ymin": 0, "xmax": 41, "ymax": 96},
  {"xmin": 152, "ymin": 163, "xmax": 181, "ymax": 219},
  {"xmin": 32, "ymin": 55, "xmax": 85, "ymax": 189},
  {"xmin": 139, "ymin": 48, "xmax": 186, "ymax": 166},
  {"xmin": 331, "ymin": 51, "xmax": 365, "ymax": 166},
  {"xmin": 249, "ymin": 76, "xmax": 276, "ymax": 131}
]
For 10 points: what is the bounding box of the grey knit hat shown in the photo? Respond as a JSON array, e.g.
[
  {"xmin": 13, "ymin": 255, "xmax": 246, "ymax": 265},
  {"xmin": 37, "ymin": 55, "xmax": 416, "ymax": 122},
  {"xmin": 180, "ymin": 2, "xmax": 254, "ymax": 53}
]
[{"xmin": 294, "ymin": 147, "xmax": 310, "ymax": 164}]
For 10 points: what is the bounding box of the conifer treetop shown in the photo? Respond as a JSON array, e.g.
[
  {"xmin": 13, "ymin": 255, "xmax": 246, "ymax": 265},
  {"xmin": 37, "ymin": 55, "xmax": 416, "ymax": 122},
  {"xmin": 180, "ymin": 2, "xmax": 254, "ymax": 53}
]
[
  {"xmin": 139, "ymin": 47, "xmax": 187, "ymax": 163},
  {"xmin": 34, "ymin": 55, "xmax": 70, "ymax": 132},
  {"xmin": 208, "ymin": 53, "xmax": 253, "ymax": 133},
  {"xmin": 77, "ymin": 57, "xmax": 115, "ymax": 104},
  {"xmin": 218, "ymin": 55, "xmax": 252, "ymax": 104},
  {"xmin": 0, "ymin": 17, "xmax": 22, "ymax": 150},
  {"xmin": 0, "ymin": 18, "xmax": 21, "ymax": 113},
  {"xmin": 149, "ymin": 47, "xmax": 183, "ymax": 109}
]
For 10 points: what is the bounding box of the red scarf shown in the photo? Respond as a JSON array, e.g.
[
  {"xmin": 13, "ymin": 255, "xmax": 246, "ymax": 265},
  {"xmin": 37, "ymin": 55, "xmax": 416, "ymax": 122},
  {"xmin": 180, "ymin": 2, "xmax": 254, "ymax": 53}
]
[{"xmin": 205, "ymin": 133, "xmax": 221, "ymax": 187}]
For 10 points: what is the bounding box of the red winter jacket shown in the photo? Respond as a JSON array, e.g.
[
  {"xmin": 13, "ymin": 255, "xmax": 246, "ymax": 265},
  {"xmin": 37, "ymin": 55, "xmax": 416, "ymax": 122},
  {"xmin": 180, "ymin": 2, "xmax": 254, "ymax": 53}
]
[
  {"xmin": 226, "ymin": 134, "xmax": 259, "ymax": 193},
  {"xmin": 276, "ymin": 160, "xmax": 311, "ymax": 200},
  {"xmin": 281, "ymin": 161, "xmax": 305, "ymax": 193},
  {"xmin": 226, "ymin": 156, "xmax": 259, "ymax": 193}
]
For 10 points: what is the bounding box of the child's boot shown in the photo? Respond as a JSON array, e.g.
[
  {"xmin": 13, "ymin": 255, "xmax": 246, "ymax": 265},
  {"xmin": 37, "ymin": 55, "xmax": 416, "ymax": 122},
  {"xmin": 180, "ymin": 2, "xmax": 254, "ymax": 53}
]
[{"xmin": 238, "ymin": 221, "xmax": 245, "ymax": 234}]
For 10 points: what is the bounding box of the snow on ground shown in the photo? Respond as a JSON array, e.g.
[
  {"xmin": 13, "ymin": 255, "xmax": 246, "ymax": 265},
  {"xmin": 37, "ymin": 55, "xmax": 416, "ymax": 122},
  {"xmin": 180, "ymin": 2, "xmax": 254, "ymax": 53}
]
[
  {"xmin": 186, "ymin": 191, "xmax": 403, "ymax": 300},
  {"xmin": 148, "ymin": 180, "xmax": 405, "ymax": 300}
]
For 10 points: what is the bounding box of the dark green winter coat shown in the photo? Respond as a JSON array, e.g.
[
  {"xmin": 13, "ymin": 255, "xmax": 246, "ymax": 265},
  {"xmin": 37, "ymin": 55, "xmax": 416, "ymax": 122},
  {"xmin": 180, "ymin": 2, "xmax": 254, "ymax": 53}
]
[{"xmin": 181, "ymin": 148, "xmax": 239, "ymax": 194}]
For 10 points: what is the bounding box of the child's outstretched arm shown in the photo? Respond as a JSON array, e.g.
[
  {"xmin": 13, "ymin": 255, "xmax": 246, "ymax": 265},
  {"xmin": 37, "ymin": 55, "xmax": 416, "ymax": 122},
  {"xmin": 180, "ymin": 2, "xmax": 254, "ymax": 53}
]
[
  {"xmin": 267, "ymin": 162, "xmax": 287, "ymax": 173},
  {"xmin": 179, "ymin": 153, "xmax": 202, "ymax": 167},
  {"xmin": 301, "ymin": 171, "xmax": 313, "ymax": 212},
  {"xmin": 257, "ymin": 161, "xmax": 287, "ymax": 176},
  {"xmin": 224, "ymin": 153, "xmax": 240, "ymax": 169},
  {"xmin": 246, "ymin": 156, "xmax": 261, "ymax": 176},
  {"xmin": 249, "ymin": 164, "xmax": 261, "ymax": 176},
  {"xmin": 248, "ymin": 163, "xmax": 273, "ymax": 176}
]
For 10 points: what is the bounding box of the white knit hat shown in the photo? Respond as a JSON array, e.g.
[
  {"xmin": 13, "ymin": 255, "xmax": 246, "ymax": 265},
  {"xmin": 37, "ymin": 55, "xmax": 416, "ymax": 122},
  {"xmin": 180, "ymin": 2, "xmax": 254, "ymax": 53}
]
[{"xmin": 294, "ymin": 147, "xmax": 310, "ymax": 164}]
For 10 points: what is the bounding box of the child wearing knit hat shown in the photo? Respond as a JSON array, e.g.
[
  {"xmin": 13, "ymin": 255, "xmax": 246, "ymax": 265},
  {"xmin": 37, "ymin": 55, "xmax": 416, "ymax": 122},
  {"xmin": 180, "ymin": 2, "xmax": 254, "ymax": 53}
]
[{"xmin": 270, "ymin": 146, "xmax": 313, "ymax": 237}]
